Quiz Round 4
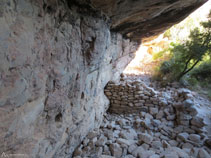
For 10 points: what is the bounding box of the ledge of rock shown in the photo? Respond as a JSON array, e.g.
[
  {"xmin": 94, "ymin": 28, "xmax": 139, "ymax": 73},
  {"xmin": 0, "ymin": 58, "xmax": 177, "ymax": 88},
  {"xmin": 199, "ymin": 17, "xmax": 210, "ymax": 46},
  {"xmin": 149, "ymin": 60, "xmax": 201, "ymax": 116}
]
[{"xmin": 74, "ymin": 0, "xmax": 207, "ymax": 42}]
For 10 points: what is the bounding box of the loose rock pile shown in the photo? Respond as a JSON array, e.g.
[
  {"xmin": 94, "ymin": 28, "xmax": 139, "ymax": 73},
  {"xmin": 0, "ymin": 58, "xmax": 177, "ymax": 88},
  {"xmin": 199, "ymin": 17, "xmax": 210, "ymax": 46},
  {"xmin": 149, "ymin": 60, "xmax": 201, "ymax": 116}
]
[{"xmin": 73, "ymin": 77, "xmax": 211, "ymax": 158}]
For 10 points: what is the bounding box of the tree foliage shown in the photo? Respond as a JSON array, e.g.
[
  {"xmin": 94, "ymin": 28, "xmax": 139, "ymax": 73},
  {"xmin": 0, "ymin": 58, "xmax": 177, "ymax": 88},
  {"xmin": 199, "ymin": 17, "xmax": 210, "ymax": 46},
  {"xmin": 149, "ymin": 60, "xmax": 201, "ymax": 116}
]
[{"xmin": 159, "ymin": 11, "xmax": 211, "ymax": 81}]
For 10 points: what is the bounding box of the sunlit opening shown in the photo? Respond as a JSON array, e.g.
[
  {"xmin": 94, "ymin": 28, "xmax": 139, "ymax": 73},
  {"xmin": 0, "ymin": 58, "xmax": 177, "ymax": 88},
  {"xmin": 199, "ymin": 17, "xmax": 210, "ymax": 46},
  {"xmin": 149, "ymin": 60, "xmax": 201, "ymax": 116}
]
[{"xmin": 124, "ymin": 0, "xmax": 211, "ymax": 76}]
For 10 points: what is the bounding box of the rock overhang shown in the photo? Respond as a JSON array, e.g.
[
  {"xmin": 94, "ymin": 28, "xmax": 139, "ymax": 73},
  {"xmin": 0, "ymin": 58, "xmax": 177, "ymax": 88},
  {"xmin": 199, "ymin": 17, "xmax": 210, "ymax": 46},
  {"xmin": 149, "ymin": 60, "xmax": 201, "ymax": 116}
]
[{"xmin": 69, "ymin": 0, "xmax": 208, "ymax": 42}]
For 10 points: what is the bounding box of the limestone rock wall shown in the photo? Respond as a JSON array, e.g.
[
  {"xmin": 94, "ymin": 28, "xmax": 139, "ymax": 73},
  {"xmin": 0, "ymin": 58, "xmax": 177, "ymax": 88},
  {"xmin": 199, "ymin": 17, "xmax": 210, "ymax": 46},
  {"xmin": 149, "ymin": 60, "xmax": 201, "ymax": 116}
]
[{"xmin": 0, "ymin": 0, "xmax": 137, "ymax": 157}]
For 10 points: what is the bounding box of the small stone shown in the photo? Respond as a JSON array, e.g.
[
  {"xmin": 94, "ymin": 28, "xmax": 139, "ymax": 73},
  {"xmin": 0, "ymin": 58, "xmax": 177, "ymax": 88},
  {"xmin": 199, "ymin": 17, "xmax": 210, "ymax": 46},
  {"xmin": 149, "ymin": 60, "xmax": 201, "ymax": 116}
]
[
  {"xmin": 183, "ymin": 99, "xmax": 194, "ymax": 108},
  {"xmin": 171, "ymin": 147, "xmax": 189, "ymax": 158},
  {"xmin": 145, "ymin": 113, "xmax": 153, "ymax": 119},
  {"xmin": 198, "ymin": 148, "xmax": 211, "ymax": 158},
  {"xmin": 109, "ymin": 143, "xmax": 122, "ymax": 158},
  {"xmin": 140, "ymin": 118, "xmax": 152, "ymax": 129},
  {"xmin": 119, "ymin": 129, "xmax": 137, "ymax": 140},
  {"xmin": 182, "ymin": 143, "xmax": 194, "ymax": 149},
  {"xmin": 129, "ymin": 103, "xmax": 133, "ymax": 107},
  {"xmin": 149, "ymin": 107, "xmax": 158, "ymax": 115},
  {"xmin": 116, "ymin": 138, "xmax": 135, "ymax": 146},
  {"xmin": 117, "ymin": 119, "xmax": 126, "ymax": 126},
  {"xmin": 96, "ymin": 136, "xmax": 107, "ymax": 146},
  {"xmin": 167, "ymin": 115, "xmax": 175, "ymax": 121},
  {"xmin": 139, "ymin": 133, "xmax": 153, "ymax": 144},
  {"xmin": 100, "ymin": 155, "xmax": 116, "ymax": 158},
  {"xmin": 149, "ymin": 154, "xmax": 160, "ymax": 158},
  {"xmin": 105, "ymin": 92, "xmax": 112, "ymax": 96},
  {"xmin": 191, "ymin": 116, "xmax": 205, "ymax": 128},
  {"xmin": 138, "ymin": 150, "xmax": 155, "ymax": 158},
  {"xmin": 177, "ymin": 132, "xmax": 189, "ymax": 142},
  {"xmin": 132, "ymin": 146, "xmax": 144, "ymax": 157},
  {"xmin": 156, "ymin": 110, "xmax": 164, "ymax": 119},
  {"xmin": 151, "ymin": 141, "xmax": 162, "ymax": 149},
  {"xmin": 190, "ymin": 147, "xmax": 199, "ymax": 157},
  {"xmin": 103, "ymin": 145, "xmax": 111, "ymax": 155},
  {"xmin": 73, "ymin": 147, "xmax": 82, "ymax": 156},
  {"xmin": 162, "ymin": 140, "xmax": 170, "ymax": 148},
  {"xmin": 168, "ymin": 140, "xmax": 178, "ymax": 147},
  {"xmin": 141, "ymin": 143, "xmax": 150, "ymax": 150},
  {"xmin": 128, "ymin": 144, "xmax": 137, "ymax": 154},
  {"xmin": 96, "ymin": 147, "xmax": 103, "ymax": 156},
  {"xmin": 124, "ymin": 155, "xmax": 136, "ymax": 158},
  {"xmin": 187, "ymin": 106, "xmax": 198, "ymax": 116},
  {"xmin": 152, "ymin": 119, "xmax": 161, "ymax": 127},
  {"xmin": 188, "ymin": 134, "xmax": 201, "ymax": 143}
]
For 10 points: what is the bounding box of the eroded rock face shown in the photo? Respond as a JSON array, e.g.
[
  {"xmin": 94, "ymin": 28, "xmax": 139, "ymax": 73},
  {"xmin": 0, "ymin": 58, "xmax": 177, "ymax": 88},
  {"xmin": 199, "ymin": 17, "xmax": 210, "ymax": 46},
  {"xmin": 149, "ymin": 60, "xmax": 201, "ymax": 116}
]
[{"xmin": 0, "ymin": 0, "xmax": 137, "ymax": 157}]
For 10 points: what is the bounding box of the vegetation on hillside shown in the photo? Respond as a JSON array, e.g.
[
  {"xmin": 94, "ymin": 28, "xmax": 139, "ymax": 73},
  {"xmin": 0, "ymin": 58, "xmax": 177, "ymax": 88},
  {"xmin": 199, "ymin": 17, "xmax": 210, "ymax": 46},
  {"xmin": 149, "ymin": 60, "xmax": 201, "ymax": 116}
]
[{"xmin": 153, "ymin": 10, "xmax": 211, "ymax": 99}]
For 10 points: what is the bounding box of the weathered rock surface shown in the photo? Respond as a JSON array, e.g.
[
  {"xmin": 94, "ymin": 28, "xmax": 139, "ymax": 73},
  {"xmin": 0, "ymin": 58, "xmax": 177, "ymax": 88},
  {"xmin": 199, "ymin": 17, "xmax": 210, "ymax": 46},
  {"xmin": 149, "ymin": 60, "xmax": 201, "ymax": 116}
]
[{"xmin": 0, "ymin": 1, "xmax": 137, "ymax": 157}]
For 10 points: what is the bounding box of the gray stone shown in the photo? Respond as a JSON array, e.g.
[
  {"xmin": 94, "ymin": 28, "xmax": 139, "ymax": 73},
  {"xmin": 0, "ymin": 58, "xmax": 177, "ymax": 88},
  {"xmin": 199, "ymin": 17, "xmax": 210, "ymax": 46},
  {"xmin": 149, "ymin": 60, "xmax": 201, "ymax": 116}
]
[
  {"xmin": 182, "ymin": 143, "xmax": 194, "ymax": 149},
  {"xmin": 151, "ymin": 141, "xmax": 162, "ymax": 149},
  {"xmin": 116, "ymin": 138, "xmax": 135, "ymax": 146},
  {"xmin": 124, "ymin": 155, "xmax": 136, "ymax": 158},
  {"xmin": 139, "ymin": 133, "xmax": 153, "ymax": 144},
  {"xmin": 156, "ymin": 110, "xmax": 164, "ymax": 119},
  {"xmin": 188, "ymin": 134, "xmax": 201, "ymax": 143},
  {"xmin": 191, "ymin": 116, "xmax": 205, "ymax": 128},
  {"xmin": 128, "ymin": 144, "xmax": 137, "ymax": 154},
  {"xmin": 109, "ymin": 143, "xmax": 122, "ymax": 158},
  {"xmin": 168, "ymin": 140, "xmax": 178, "ymax": 147},
  {"xmin": 149, "ymin": 107, "xmax": 159, "ymax": 115},
  {"xmin": 131, "ymin": 146, "xmax": 144, "ymax": 157},
  {"xmin": 149, "ymin": 154, "xmax": 160, "ymax": 158},
  {"xmin": 100, "ymin": 155, "xmax": 116, "ymax": 158},
  {"xmin": 96, "ymin": 136, "xmax": 108, "ymax": 146},
  {"xmin": 141, "ymin": 143, "xmax": 150, "ymax": 150},
  {"xmin": 183, "ymin": 99, "xmax": 194, "ymax": 108},
  {"xmin": 177, "ymin": 132, "xmax": 189, "ymax": 142},
  {"xmin": 198, "ymin": 148, "xmax": 211, "ymax": 158},
  {"xmin": 103, "ymin": 145, "xmax": 111, "ymax": 155}
]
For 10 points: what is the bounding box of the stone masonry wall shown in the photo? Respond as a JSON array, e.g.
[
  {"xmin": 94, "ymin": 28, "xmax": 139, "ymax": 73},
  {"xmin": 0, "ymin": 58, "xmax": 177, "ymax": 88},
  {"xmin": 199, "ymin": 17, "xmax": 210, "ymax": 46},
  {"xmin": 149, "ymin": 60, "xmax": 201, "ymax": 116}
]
[
  {"xmin": 104, "ymin": 80, "xmax": 160, "ymax": 114},
  {"xmin": 71, "ymin": 77, "xmax": 210, "ymax": 157},
  {"xmin": 104, "ymin": 77, "xmax": 208, "ymax": 135}
]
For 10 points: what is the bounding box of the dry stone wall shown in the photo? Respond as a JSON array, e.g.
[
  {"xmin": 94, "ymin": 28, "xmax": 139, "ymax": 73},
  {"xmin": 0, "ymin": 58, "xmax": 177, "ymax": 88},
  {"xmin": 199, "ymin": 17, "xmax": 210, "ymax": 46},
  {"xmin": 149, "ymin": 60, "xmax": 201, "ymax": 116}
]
[
  {"xmin": 104, "ymin": 77, "xmax": 208, "ymax": 134},
  {"xmin": 105, "ymin": 80, "xmax": 160, "ymax": 114},
  {"xmin": 71, "ymin": 77, "xmax": 210, "ymax": 158}
]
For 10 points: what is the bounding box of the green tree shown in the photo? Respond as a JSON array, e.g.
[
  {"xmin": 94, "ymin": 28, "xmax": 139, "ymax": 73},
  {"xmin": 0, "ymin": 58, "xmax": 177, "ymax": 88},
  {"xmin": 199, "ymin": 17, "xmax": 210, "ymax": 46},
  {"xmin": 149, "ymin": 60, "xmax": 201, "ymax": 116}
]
[{"xmin": 160, "ymin": 11, "xmax": 211, "ymax": 80}]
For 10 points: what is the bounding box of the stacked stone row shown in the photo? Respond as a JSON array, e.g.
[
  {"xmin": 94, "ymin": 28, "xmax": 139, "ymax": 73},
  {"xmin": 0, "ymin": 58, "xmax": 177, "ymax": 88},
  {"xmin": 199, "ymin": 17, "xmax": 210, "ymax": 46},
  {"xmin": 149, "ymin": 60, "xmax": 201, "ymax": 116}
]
[
  {"xmin": 104, "ymin": 80, "xmax": 207, "ymax": 137},
  {"xmin": 104, "ymin": 81, "xmax": 166, "ymax": 114}
]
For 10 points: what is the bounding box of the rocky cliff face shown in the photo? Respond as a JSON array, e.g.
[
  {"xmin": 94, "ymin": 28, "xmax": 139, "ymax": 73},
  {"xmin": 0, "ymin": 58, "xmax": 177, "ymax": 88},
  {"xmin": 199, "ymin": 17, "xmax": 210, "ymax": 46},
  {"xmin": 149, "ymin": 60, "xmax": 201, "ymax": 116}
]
[{"xmin": 0, "ymin": 0, "xmax": 207, "ymax": 157}]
